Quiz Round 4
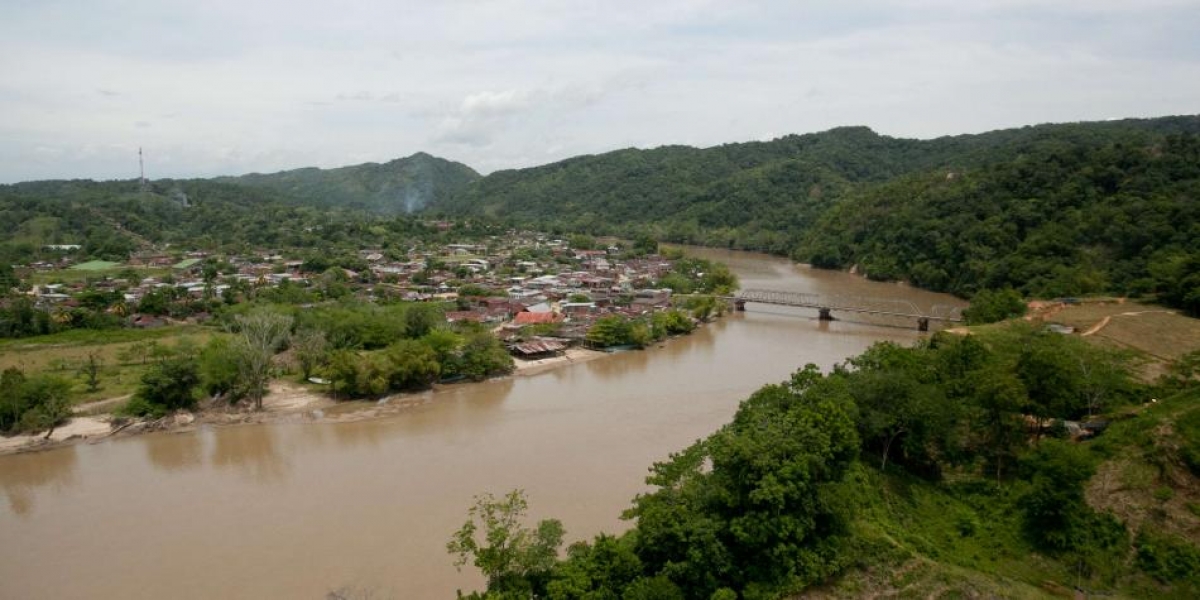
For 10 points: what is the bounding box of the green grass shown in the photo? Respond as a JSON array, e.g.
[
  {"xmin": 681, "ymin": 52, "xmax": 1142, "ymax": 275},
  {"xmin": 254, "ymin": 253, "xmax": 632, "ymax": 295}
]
[
  {"xmin": 0, "ymin": 325, "xmax": 224, "ymax": 405},
  {"xmin": 69, "ymin": 260, "xmax": 123, "ymax": 271},
  {"xmin": 27, "ymin": 266, "xmax": 170, "ymax": 285},
  {"xmin": 820, "ymin": 464, "xmax": 1145, "ymax": 599},
  {"xmin": 0, "ymin": 325, "xmax": 209, "ymax": 350}
]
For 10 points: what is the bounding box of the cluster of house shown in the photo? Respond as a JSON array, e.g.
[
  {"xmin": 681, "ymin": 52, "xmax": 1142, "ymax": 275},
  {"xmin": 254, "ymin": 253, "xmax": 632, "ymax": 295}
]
[{"xmin": 16, "ymin": 233, "xmax": 696, "ymax": 355}]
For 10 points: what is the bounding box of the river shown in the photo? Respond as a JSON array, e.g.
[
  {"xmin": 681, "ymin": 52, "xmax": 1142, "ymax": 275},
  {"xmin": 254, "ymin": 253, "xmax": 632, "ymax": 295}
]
[{"xmin": 0, "ymin": 248, "xmax": 965, "ymax": 599}]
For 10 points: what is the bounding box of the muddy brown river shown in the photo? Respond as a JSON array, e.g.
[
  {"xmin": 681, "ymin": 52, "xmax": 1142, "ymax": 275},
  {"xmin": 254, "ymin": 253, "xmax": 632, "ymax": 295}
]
[{"xmin": 0, "ymin": 249, "xmax": 965, "ymax": 599}]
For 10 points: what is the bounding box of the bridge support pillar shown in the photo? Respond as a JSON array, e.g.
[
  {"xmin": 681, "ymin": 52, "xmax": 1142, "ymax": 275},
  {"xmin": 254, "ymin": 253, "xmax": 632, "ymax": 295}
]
[
  {"xmin": 734, "ymin": 299, "xmax": 746, "ymax": 312},
  {"xmin": 917, "ymin": 317, "xmax": 929, "ymax": 332},
  {"xmin": 818, "ymin": 307, "xmax": 834, "ymax": 321}
]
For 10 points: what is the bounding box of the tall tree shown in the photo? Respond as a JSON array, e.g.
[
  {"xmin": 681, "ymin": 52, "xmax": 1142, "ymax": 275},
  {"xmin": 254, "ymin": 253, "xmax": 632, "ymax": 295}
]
[
  {"xmin": 232, "ymin": 308, "xmax": 293, "ymax": 410},
  {"xmin": 448, "ymin": 490, "xmax": 565, "ymax": 596}
]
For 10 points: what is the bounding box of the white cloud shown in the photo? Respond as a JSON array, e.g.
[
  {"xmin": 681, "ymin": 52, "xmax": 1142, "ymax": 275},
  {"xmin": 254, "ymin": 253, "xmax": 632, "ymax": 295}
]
[{"xmin": 0, "ymin": 0, "xmax": 1198, "ymax": 182}]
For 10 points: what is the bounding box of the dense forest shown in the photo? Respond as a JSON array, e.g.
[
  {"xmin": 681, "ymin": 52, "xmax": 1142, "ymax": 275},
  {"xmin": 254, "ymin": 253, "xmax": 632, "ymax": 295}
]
[
  {"xmin": 426, "ymin": 116, "xmax": 1200, "ymax": 314},
  {"xmin": 801, "ymin": 133, "xmax": 1200, "ymax": 313}
]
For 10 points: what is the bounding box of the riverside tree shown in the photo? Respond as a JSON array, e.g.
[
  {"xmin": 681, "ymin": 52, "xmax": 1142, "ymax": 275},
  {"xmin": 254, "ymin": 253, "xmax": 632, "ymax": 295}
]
[
  {"xmin": 231, "ymin": 308, "xmax": 293, "ymax": 410},
  {"xmin": 627, "ymin": 365, "xmax": 861, "ymax": 597},
  {"xmin": 0, "ymin": 368, "xmax": 73, "ymax": 436},
  {"xmin": 126, "ymin": 350, "xmax": 200, "ymax": 417},
  {"xmin": 448, "ymin": 490, "xmax": 565, "ymax": 597}
]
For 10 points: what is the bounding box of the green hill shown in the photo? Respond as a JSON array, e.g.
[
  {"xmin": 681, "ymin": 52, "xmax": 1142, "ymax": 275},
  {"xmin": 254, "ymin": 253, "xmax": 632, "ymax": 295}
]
[
  {"xmin": 433, "ymin": 117, "xmax": 1200, "ymax": 248},
  {"xmin": 434, "ymin": 115, "xmax": 1200, "ymax": 313},
  {"xmin": 217, "ymin": 151, "xmax": 480, "ymax": 215},
  {"xmin": 0, "ymin": 178, "xmax": 439, "ymax": 264}
]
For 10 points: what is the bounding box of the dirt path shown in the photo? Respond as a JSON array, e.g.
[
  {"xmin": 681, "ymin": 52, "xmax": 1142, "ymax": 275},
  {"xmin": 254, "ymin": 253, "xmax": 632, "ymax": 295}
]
[
  {"xmin": 1081, "ymin": 316, "xmax": 1111, "ymax": 337},
  {"xmin": 73, "ymin": 395, "xmax": 130, "ymax": 415},
  {"xmin": 1081, "ymin": 310, "xmax": 1177, "ymax": 337}
]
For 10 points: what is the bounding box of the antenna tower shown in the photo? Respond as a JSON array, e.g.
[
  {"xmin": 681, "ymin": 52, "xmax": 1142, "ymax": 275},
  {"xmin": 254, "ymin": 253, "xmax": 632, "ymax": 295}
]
[{"xmin": 139, "ymin": 147, "xmax": 147, "ymax": 191}]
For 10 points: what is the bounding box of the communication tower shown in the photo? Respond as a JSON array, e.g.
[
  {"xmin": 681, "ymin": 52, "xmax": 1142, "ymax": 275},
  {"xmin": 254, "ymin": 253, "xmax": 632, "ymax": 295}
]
[{"xmin": 139, "ymin": 147, "xmax": 148, "ymax": 191}]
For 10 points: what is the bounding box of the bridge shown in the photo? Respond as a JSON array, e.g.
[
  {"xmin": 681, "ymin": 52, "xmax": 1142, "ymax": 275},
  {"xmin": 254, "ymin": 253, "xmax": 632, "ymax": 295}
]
[{"xmin": 731, "ymin": 288, "xmax": 963, "ymax": 331}]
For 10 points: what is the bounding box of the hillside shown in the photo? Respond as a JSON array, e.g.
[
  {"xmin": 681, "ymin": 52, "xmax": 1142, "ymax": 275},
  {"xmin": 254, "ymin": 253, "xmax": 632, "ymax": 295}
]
[
  {"xmin": 798, "ymin": 128, "xmax": 1200, "ymax": 313},
  {"xmin": 446, "ymin": 319, "xmax": 1200, "ymax": 599},
  {"xmin": 219, "ymin": 151, "xmax": 480, "ymax": 214},
  {"xmin": 5, "ymin": 115, "xmax": 1198, "ymax": 313},
  {"xmin": 433, "ymin": 115, "xmax": 1200, "ymax": 313},
  {"xmin": 0, "ymin": 178, "xmax": 440, "ymax": 264},
  {"xmin": 431, "ymin": 117, "xmax": 1200, "ymax": 245}
]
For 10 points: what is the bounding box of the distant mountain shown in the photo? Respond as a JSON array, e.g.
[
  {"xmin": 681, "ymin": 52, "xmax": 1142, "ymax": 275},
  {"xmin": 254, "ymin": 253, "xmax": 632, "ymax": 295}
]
[
  {"xmin": 218, "ymin": 152, "xmax": 480, "ymax": 215},
  {"xmin": 431, "ymin": 119, "xmax": 1200, "ymax": 246}
]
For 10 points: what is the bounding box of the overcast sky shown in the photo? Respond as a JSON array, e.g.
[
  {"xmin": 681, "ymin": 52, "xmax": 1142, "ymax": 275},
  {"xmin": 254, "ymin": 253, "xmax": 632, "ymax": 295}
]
[{"xmin": 2, "ymin": 0, "xmax": 1198, "ymax": 183}]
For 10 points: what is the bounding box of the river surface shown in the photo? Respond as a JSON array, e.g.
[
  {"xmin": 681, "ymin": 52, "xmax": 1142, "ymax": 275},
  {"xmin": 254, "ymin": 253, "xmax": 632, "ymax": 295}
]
[{"xmin": 0, "ymin": 249, "xmax": 964, "ymax": 599}]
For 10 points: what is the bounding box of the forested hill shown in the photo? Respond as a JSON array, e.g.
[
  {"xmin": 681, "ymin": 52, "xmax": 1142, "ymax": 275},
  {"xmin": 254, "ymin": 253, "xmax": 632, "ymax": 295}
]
[
  {"xmin": 432, "ymin": 117, "xmax": 1200, "ymax": 250},
  {"xmin": 0, "ymin": 178, "xmax": 443, "ymax": 263},
  {"xmin": 217, "ymin": 151, "xmax": 480, "ymax": 215},
  {"xmin": 432, "ymin": 125, "xmax": 947, "ymax": 253},
  {"xmin": 799, "ymin": 130, "xmax": 1200, "ymax": 311},
  {"xmin": 432, "ymin": 115, "xmax": 1200, "ymax": 313}
]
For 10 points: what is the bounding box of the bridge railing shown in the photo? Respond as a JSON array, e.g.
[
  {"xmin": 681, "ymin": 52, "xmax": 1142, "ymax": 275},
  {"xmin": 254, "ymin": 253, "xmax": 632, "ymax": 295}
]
[{"xmin": 734, "ymin": 288, "xmax": 963, "ymax": 323}]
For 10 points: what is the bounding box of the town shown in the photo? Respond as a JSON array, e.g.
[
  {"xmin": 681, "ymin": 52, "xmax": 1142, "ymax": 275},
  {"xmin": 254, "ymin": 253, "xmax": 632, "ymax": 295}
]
[
  {"xmin": 0, "ymin": 226, "xmax": 738, "ymax": 440},
  {"xmin": 11, "ymin": 228, "xmax": 734, "ymax": 346}
]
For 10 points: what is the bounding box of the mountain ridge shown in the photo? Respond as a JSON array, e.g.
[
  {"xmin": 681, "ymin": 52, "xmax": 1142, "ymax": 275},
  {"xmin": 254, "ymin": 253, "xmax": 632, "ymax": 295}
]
[{"xmin": 216, "ymin": 151, "xmax": 481, "ymax": 215}]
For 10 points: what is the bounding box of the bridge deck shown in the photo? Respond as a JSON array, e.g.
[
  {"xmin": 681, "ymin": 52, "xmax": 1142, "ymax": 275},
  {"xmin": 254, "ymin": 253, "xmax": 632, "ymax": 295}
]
[{"xmin": 733, "ymin": 289, "xmax": 963, "ymax": 322}]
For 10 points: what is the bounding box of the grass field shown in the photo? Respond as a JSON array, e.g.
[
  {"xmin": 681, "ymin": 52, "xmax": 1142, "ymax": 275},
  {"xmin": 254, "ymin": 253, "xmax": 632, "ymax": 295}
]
[
  {"xmin": 69, "ymin": 260, "xmax": 123, "ymax": 271},
  {"xmin": 27, "ymin": 266, "xmax": 170, "ymax": 285},
  {"xmin": 0, "ymin": 325, "xmax": 222, "ymax": 404},
  {"xmin": 1032, "ymin": 300, "xmax": 1200, "ymax": 380}
]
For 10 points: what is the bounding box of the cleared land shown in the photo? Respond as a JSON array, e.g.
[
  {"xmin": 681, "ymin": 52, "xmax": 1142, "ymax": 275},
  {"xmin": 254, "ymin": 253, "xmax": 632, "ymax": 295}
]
[
  {"xmin": 68, "ymin": 260, "xmax": 123, "ymax": 271},
  {"xmin": 0, "ymin": 325, "xmax": 218, "ymax": 403},
  {"xmin": 1031, "ymin": 299, "xmax": 1200, "ymax": 379},
  {"xmin": 27, "ymin": 265, "xmax": 170, "ymax": 285}
]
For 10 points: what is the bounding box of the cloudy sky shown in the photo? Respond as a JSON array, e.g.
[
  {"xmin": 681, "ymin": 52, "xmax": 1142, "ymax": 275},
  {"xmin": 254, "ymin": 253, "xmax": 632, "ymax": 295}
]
[{"xmin": 2, "ymin": 0, "xmax": 1198, "ymax": 183}]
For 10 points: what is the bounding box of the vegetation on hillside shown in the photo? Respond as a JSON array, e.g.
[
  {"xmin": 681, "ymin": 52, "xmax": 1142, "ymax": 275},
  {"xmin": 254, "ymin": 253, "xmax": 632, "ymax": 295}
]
[
  {"xmin": 216, "ymin": 151, "xmax": 480, "ymax": 214},
  {"xmin": 799, "ymin": 132, "xmax": 1200, "ymax": 314},
  {"xmin": 5, "ymin": 116, "xmax": 1198, "ymax": 315},
  {"xmin": 429, "ymin": 116, "xmax": 1200, "ymax": 314},
  {"xmin": 450, "ymin": 325, "xmax": 1200, "ymax": 598}
]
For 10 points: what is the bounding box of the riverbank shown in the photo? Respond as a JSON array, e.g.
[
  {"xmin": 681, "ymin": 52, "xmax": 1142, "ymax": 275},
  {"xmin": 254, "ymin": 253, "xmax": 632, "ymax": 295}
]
[
  {"xmin": 0, "ymin": 345, "xmax": 619, "ymax": 456},
  {"xmin": 513, "ymin": 347, "xmax": 607, "ymax": 376},
  {"xmin": 0, "ymin": 380, "xmax": 335, "ymax": 455}
]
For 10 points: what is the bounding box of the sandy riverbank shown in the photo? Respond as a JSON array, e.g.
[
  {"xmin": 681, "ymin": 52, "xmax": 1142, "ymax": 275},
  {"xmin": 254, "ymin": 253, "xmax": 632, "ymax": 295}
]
[
  {"xmin": 513, "ymin": 347, "xmax": 608, "ymax": 376},
  {"xmin": 0, "ymin": 345, "xmax": 618, "ymax": 456}
]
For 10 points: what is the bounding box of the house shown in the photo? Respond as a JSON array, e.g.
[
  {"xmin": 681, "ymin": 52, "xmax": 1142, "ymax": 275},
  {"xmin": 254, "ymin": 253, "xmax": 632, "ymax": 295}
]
[
  {"xmin": 561, "ymin": 302, "xmax": 597, "ymax": 317},
  {"xmin": 508, "ymin": 338, "xmax": 568, "ymax": 358},
  {"xmin": 632, "ymin": 288, "xmax": 673, "ymax": 309},
  {"xmin": 512, "ymin": 312, "xmax": 563, "ymax": 326},
  {"xmin": 445, "ymin": 311, "xmax": 486, "ymax": 324}
]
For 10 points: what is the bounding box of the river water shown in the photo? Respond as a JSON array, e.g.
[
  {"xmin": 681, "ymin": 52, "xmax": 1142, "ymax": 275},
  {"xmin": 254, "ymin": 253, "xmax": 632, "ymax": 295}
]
[{"xmin": 0, "ymin": 249, "xmax": 964, "ymax": 599}]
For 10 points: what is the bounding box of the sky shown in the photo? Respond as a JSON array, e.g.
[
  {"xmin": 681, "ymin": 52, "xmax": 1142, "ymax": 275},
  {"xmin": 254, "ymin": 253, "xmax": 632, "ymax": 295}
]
[{"xmin": 2, "ymin": 0, "xmax": 1199, "ymax": 183}]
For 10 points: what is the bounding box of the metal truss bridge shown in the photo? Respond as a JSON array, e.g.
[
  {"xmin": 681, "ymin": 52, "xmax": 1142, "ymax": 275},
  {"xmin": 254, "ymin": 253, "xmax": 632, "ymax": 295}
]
[{"xmin": 731, "ymin": 288, "xmax": 963, "ymax": 331}]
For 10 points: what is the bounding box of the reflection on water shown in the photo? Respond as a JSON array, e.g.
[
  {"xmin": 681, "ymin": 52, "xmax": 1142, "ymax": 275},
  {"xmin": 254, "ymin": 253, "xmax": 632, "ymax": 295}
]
[
  {"xmin": 211, "ymin": 425, "xmax": 288, "ymax": 483},
  {"xmin": 0, "ymin": 445, "xmax": 77, "ymax": 517},
  {"xmin": 0, "ymin": 248, "xmax": 968, "ymax": 598},
  {"xmin": 145, "ymin": 431, "xmax": 205, "ymax": 472}
]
